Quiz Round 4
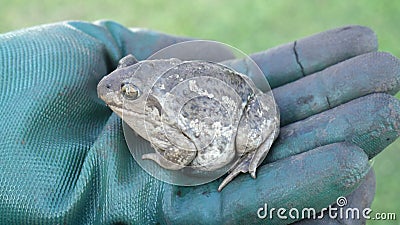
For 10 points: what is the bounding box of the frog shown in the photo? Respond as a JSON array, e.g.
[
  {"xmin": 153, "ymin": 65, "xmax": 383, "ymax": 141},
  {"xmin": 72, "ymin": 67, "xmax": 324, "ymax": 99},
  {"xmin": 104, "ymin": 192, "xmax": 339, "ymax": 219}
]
[{"xmin": 97, "ymin": 54, "xmax": 280, "ymax": 191}]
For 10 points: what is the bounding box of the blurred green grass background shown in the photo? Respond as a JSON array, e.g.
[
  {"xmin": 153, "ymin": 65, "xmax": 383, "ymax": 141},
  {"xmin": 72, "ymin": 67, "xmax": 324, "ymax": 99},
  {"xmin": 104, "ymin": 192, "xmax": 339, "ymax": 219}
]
[{"xmin": 1, "ymin": 0, "xmax": 399, "ymax": 224}]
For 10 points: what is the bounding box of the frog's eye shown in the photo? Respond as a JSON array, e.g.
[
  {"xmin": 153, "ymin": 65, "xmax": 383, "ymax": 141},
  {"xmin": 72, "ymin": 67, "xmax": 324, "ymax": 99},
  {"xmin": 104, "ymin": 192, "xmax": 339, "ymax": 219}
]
[{"xmin": 121, "ymin": 83, "xmax": 141, "ymax": 100}]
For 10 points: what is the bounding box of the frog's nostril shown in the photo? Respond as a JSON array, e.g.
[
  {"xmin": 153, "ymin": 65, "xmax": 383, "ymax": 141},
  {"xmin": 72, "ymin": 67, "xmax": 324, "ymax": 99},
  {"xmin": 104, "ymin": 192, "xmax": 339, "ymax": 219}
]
[{"xmin": 106, "ymin": 84, "xmax": 111, "ymax": 89}]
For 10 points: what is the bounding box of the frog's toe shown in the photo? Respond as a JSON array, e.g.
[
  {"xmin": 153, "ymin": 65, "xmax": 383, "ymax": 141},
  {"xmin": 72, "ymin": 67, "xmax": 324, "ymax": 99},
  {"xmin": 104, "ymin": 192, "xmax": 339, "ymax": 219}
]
[
  {"xmin": 249, "ymin": 160, "xmax": 258, "ymax": 179},
  {"xmin": 250, "ymin": 170, "xmax": 257, "ymax": 179},
  {"xmin": 218, "ymin": 153, "xmax": 253, "ymax": 191}
]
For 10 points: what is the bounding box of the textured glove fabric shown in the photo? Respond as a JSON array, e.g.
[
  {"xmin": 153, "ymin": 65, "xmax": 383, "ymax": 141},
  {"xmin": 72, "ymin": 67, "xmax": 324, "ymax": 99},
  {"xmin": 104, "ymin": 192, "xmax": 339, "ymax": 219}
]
[
  {"xmin": 0, "ymin": 20, "xmax": 190, "ymax": 224},
  {"xmin": 1, "ymin": 21, "xmax": 400, "ymax": 225}
]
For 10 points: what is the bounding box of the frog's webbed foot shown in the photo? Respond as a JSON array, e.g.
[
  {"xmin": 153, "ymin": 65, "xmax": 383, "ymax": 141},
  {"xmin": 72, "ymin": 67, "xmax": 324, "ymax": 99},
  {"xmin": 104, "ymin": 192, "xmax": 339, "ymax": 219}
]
[
  {"xmin": 218, "ymin": 153, "xmax": 253, "ymax": 192},
  {"xmin": 142, "ymin": 153, "xmax": 185, "ymax": 170}
]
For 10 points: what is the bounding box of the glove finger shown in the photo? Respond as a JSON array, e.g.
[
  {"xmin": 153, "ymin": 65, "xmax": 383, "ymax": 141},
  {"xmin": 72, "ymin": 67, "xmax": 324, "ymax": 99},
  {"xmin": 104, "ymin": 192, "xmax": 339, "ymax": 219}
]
[
  {"xmin": 266, "ymin": 93, "xmax": 400, "ymax": 164},
  {"xmin": 70, "ymin": 20, "xmax": 191, "ymax": 63},
  {"xmin": 250, "ymin": 25, "xmax": 377, "ymax": 88},
  {"xmin": 274, "ymin": 51, "xmax": 400, "ymax": 126},
  {"xmin": 79, "ymin": 22, "xmax": 379, "ymax": 97},
  {"xmin": 161, "ymin": 142, "xmax": 370, "ymax": 225},
  {"xmin": 92, "ymin": 22, "xmax": 378, "ymax": 92},
  {"xmin": 294, "ymin": 169, "xmax": 375, "ymax": 225}
]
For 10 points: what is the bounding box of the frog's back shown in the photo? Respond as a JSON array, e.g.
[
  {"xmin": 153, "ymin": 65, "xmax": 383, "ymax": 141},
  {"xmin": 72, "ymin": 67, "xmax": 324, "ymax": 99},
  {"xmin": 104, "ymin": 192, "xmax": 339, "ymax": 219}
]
[{"xmin": 151, "ymin": 60, "xmax": 260, "ymax": 104}]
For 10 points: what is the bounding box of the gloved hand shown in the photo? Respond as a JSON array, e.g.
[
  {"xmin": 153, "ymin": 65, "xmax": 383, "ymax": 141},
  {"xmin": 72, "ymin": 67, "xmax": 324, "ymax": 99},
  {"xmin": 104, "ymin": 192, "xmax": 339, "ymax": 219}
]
[{"xmin": 0, "ymin": 21, "xmax": 399, "ymax": 225}]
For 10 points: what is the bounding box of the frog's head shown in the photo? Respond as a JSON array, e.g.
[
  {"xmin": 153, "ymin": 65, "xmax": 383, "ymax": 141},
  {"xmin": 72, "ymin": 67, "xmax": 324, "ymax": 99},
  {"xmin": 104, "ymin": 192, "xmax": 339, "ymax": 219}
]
[
  {"xmin": 97, "ymin": 55, "xmax": 182, "ymax": 139},
  {"xmin": 97, "ymin": 55, "xmax": 144, "ymax": 117}
]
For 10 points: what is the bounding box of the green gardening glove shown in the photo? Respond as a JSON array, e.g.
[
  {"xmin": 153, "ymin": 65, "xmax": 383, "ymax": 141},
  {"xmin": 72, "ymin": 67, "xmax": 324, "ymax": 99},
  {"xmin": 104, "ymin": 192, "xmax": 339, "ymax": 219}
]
[{"xmin": 0, "ymin": 21, "xmax": 399, "ymax": 225}]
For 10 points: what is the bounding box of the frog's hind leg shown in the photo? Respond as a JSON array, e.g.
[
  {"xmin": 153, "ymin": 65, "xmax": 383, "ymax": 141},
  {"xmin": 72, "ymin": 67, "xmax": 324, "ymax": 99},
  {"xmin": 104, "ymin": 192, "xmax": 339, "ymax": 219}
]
[
  {"xmin": 218, "ymin": 153, "xmax": 253, "ymax": 191},
  {"xmin": 218, "ymin": 126, "xmax": 279, "ymax": 191},
  {"xmin": 142, "ymin": 153, "xmax": 186, "ymax": 170},
  {"xmin": 248, "ymin": 131, "xmax": 277, "ymax": 178}
]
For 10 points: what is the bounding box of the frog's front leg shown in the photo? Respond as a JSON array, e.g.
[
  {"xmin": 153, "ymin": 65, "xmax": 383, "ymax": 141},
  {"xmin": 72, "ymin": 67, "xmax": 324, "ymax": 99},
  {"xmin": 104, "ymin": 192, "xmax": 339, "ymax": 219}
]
[
  {"xmin": 142, "ymin": 153, "xmax": 186, "ymax": 170},
  {"xmin": 142, "ymin": 147, "xmax": 197, "ymax": 170}
]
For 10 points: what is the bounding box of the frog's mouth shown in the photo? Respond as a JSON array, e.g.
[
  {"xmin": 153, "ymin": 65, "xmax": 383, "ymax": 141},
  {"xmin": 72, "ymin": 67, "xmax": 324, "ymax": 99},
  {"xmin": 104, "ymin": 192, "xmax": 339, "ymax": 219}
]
[
  {"xmin": 108, "ymin": 104, "xmax": 155, "ymax": 142},
  {"xmin": 108, "ymin": 104, "xmax": 146, "ymax": 123},
  {"xmin": 109, "ymin": 105, "xmax": 137, "ymax": 119},
  {"xmin": 108, "ymin": 105, "xmax": 123, "ymax": 117}
]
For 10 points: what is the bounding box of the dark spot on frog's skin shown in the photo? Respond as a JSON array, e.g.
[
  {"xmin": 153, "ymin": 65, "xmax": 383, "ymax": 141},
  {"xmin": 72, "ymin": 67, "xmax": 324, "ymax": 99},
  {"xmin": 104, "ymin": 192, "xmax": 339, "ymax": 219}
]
[
  {"xmin": 176, "ymin": 190, "xmax": 182, "ymax": 197},
  {"xmin": 386, "ymin": 138, "xmax": 390, "ymax": 141},
  {"xmin": 182, "ymin": 112, "xmax": 189, "ymax": 117},
  {"xmin": 297, "ymin": 95, "xmax": 314, "ymax": 105},
  {"xmin": 182, "ymin": 132, "xmax": 191, "ymax": 140}
]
